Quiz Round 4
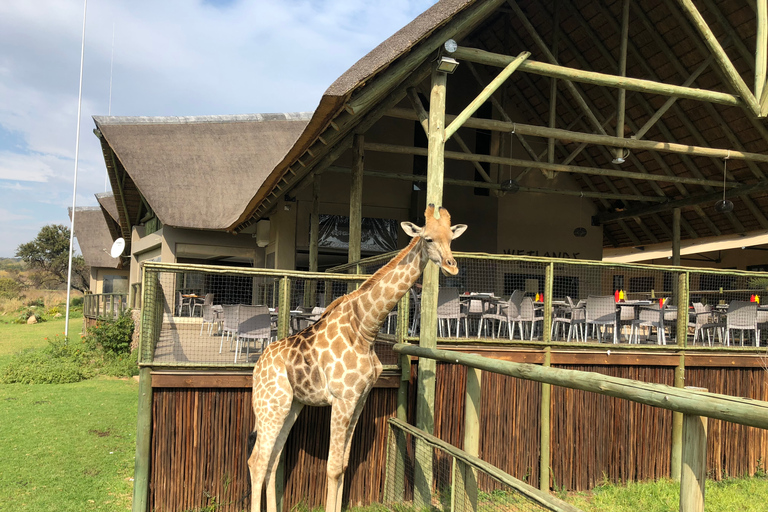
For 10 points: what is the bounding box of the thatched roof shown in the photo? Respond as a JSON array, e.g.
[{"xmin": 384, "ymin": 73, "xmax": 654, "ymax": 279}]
[
  {"xmin": 94, "ymin": 113, "xmax": 311, "ymax": 230},
  {"xmin": 68, "ymin": 206, "xmax": 121, "ymax": 269},
  {"xmin": 233, "ymin": 0, "xmax": 768, "ymax": 249},
  {"xmin": 95, "ymin": 192, "xmax": 122, "ymax": 242}
]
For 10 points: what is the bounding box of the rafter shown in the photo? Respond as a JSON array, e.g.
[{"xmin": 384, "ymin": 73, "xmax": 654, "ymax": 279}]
[{"xmin": 675, "ymin": 0, "xmax": 761, "ymax": 116}]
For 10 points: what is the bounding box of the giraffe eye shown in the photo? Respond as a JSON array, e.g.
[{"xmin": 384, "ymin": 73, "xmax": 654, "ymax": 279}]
[{"xmin": 424, "ymin": 237, "xmax": 433, "ymax": 243}]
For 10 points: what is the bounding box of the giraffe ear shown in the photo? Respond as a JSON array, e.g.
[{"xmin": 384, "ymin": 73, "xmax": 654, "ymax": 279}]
[
  {"xmin": 401, "ymin": 221, "xmax": 422, "ymax": 238},
  {"xmin": 450, "ymin": 224, "xmax": 468, "ymax": 239}
]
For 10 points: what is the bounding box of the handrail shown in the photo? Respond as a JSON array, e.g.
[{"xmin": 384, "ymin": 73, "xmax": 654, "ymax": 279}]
[
  {"xmin": 393, "ymin": 343, "xmax": 768, "ymax": 429},
  {"xmin": 142, "ymin": 261, "xmax": 370, "ymax": 281},
  {"xmin": 388, "ymin": 417, "xmax": 582, "ymax": 512}
]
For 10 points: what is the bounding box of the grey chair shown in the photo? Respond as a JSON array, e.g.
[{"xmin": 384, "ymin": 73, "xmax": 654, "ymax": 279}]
[
  {"xmin": 176, "ymin": 291, "xmax": 192, "ymax": 317},
  {"xmin": 518, "ymin": 297, "xmax": 543, "ymax": 340},
  {"xmin": 192, "ymin": 292, "xmax": 213, "ymax": 317},
  {"xmin": 632, "ymin": 300, "xmax": 672, "ymax": 345},
  {"xmin": 688, "ymin": 302, "xmax": 714, "ymax": 345},
  {"xmin": 585, "ymin": 295, "xmax": 618, "ymax": 343},
  {"xmin": 552, "ymin": 296, "xmax": 585, "ymax": 342},
  {"xmin": 725, "ymin": 301, "xmax": 759, "ymax": 347},
  {"xmin": 199, "ymin": 304, "xmax": 217, "ymax": 336},
  {"xmin": 478, "ymin": 290, "xmax": 524, "ymax": 339},
  {"xmin": 235, "ymin": 305, "xmax": 272, "ymax": 363},
  {"xmin": 219, "ymin": 305, "xmax": 239, "ymax": 354},
  {"xmin": 436, "ymin": 287, "xmax": 466, "ymax": 337}
]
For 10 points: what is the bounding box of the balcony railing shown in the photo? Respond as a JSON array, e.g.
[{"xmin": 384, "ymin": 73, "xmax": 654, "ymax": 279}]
[{"xmin": 83, "ymin": 293, "xmax": 128, "ymax": 320}]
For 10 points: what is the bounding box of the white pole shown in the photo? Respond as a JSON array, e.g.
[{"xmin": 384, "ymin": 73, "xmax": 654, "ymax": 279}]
[
  {"xmin": 105, "ymin": 21, "xmax": 114, "ymax": 192},
  {"xmin": 65, "ymin": 0, "xmax": 88, "ymax": 338}
]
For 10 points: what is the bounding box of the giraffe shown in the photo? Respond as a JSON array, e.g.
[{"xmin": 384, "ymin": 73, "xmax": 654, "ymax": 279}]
[{"xmin": 248, "ymin": 204, "xmax": 466, "ymax": 512}]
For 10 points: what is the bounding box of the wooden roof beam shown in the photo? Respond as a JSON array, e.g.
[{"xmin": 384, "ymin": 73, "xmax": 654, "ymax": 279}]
[
  {"xmin": 675, "ymin": 0, "xmax": 761, "ymax": 116},
  {"xmin": 364, "ymin": 140, "xmax": 731, "ymax": 188},
  {"xmin": 757, "ymin": 0, "xmax": 768, "ymax": 104},
  {"xmin": 595, "ymin": 180, "xmax": 768, "ymax": 224}
]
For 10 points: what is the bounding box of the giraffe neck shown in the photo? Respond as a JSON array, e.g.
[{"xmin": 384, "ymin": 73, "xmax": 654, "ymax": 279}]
[{"xmin": 346, "ymin": 237, "xmax": 426, "ymax": 340}]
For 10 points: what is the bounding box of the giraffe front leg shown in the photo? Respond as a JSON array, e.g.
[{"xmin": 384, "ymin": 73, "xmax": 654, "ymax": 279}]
[
  {"xmin": 325, "ymin": 400, "xmax": 356, "ymax": 512},
  {"xmin": 265, "ymin": 401, "xmax": 304, "ymax": 512}
]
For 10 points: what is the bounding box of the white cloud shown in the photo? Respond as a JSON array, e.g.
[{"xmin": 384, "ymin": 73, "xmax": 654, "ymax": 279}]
[{"xmin": 0, "ymin": 0, "xmax": 438, "ymax": 256}]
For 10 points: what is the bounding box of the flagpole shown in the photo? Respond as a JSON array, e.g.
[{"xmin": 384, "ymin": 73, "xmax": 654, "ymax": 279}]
[{"xmin": 65, "ymin": 0, "xmax": 88, "ymax": 338}]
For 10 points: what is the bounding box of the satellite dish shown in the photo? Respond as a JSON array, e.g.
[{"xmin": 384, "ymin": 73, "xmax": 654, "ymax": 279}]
[{"xmin": 110, "ymin": 238, "xmax": 126, "ymax": 258}]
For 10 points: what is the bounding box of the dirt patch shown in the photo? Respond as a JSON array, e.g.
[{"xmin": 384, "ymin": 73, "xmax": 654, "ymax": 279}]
[
  {"xmin": 88, "ymin": 429, "xmax": 112, "ymax": 437},
  {"xmin": 33, "ymin": 400, "xmax": 50, "ymax": 405},
  {"xmin": 83, "ymin": 468, "xmax": 101, "ymax": 477}
]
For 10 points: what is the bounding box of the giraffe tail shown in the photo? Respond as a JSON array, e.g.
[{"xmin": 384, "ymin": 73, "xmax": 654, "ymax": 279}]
[{"xmin": 239, "ymin": 429, "xmax": 259, "ymax": 506}]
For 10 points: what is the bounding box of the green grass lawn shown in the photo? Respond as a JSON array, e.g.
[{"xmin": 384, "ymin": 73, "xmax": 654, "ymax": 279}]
[
  {"xmin": 563, "ymin": 475, "xmax": 768, "ymax": 512},
  {"xmin": 0, "ymin": 316, "xmax": 138, "ymax": 511},
  {"xmin": 0, "ymin": 317, "xmax": 84, "ymax": 366}
]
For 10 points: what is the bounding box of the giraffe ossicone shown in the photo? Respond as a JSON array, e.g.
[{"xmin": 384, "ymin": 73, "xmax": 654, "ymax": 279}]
[{"xmin": 248, "ymin": 204, "xmax": 466, "ymax": 512}]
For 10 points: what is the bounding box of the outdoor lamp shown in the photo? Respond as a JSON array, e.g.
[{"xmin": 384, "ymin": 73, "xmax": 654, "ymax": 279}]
[{"xmin": 437, "ymin": 56, "xmax": 459, "ymax": 74}]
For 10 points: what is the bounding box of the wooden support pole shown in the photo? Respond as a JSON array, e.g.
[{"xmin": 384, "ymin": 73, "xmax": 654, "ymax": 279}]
[
  {"xmin": 364, "ymin": 140, "xmax": 732, "ymax": 188},
  {"xmin": 676, "ymin": 0, "xmax": 761, "ymax": 117},
  {"xmin": 306, "ymin": 177, "xmax": 320, "ymax": 307},
  {"xmin": 540, "ymin": 347, "xmax": 552, "ymax": 492},
  {"xmin": 131, "ymin": 367, "xmax": 152, "ymax": 512},
  {"xmin": 349, "ymin": 134, "xmax": 364, "ymax": 265},
  {"xmin": 759, "ymin": 0, "xmax": 768, "ymax": 111},
  {"xmin": 547, "ymin": 0, "xmax": 560, "ymax": 172},
  {"xmin": 614, "ymin": 0, "xmax": 630, "ymax": 162},
  {"xmin": 277, "ymin": 277, "xmax": 291, "ymax": 340},
  {"xmin": 672, "ymin": 272, "xmax": 689, "ymax": 480},
  {"xmin": 672, "ymin": 208, "xmax": 681, "ymax": 266},
  {"xmin": 453, "ymin": 367, "xmax": 481, "ymax": 512},
  {"xmin": 444, "ymin": 51, "xmax": 530, "ymax": 140},
  {"xmin": 415, "ymin": 67, "xmax": 447, "ymax": 506},
  {"xmin": 680, "ymin": 386, "xmax": 708, "ymax": 512},
  {"xmin": 452, "ymin": 46, "xmax": 743, "ymax": 109}
]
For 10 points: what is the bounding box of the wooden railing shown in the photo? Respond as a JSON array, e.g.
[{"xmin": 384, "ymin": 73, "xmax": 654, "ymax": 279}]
[
  {"xmin": 83, "ymin": 293, "xmax": 128, "ymax": 319},
  {"xmin": 393, "ymin": 343, "xmax": 768, "ymax": 511}
]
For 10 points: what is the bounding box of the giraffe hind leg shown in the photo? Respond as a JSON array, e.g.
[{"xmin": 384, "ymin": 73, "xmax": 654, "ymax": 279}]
[{"xmin": 265, "ymin": 401, "xmax": 304, "ymax": 512}]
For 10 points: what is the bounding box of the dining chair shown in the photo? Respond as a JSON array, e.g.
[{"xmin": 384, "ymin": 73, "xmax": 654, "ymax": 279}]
[
  {"xmin": 518, "ymin": 297, "xmax": 543, "ymax": 340},
  {"xmin": 219, "ymin": 305, "xmax": 239, "ymax": 355},
  {"xmin": 176, "ymin": 291, "xmax": 192, "ymax": 317},
  {"xmin": 436, "ymin": 287, "xmax": 466, "ymax": 337},
  {"xmin": 585, "ymin": 295, "xmax": 618, "ymax": 343},
  {"xmin": 478, "ymin": 295, "xmax": 522, "ymax": 340},
  {"xmin": 725, "ymin": 301, "xmax": 759, "ymax": 347},
  {"xmin": 551, "ymin": 296, "xmax": 585, "ymax": 342},
  {"xmin": 632, "ymin": 300, "xmax": 672, "ymax": 345},
  {"xmin": 234, "ymin": 305, "xmax": 272, "ymax": 363},
  {"xmin": 688, "ymin": 302, "xmax": 714, "ymax": 345},
  {"xmin": 199, "ymin": 304, "xmax": 217, "ymax": 336},
  {"xmin": 192, "ymin": 292, "xmax": 213, "ymax": 318}
]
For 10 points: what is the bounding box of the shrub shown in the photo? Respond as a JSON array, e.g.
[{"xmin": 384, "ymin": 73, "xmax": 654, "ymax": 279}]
[
  {"xmin": 1, "ymin": 348, "xmax": 88, "ymax": 384},
  {"xmin": 86, "ymin": 312, "xmax": 135, "ymax": 355},
  {"xmin": 70, "ymin": 296, "xmax": 83, "ymax": 307},
  {"xmin": 0, "ymin": 277, "xmax": 21, "ymax": 299},
  {"xmin": 27, "ymin": 298, "xmax": 45, "ymax": 308}
]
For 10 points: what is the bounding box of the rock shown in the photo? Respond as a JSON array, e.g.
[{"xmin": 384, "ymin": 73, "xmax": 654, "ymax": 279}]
[
  {"xmin": 54, "ymin": 313, "xmax": 62, "ymax": 318},
  {"xmin": 27, "ymin": 315, "xmax": 38, "ymax": 324}
]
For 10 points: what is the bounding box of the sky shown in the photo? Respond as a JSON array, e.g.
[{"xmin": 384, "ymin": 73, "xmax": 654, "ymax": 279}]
[{"xmin": 0, "ymin": 0, "xmax": 437, "ymax": 258}]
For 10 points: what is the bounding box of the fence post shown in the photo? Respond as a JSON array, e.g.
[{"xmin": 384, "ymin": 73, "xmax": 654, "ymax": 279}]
[
  {"xmin": 543, "ymin": 263, "xmax": 554, "ymax": 343},
  {"xmin": 109, "ymin": 294, "xmax": 115, "ymax": 319},
  {"xmin": 277, "ymin": 277, "xmax": 291, "ymax": 341},
  {"xmin": 672, "ymin": 271, "xmax": 689, "ymax": 480},
  {"xmin": 680, "ymin": 386, "xmax": 708, "ymax": 512},
  {"xmin": 540, "ymin": 346, "xmax": 552, "ymax": 491},
  {"xmin": 453, "ymin": 367, "xmax": 481, "ymax": 512},
  {"xmin": 131, "ymin": 366, "xmax": 152, "ymax": 512}
]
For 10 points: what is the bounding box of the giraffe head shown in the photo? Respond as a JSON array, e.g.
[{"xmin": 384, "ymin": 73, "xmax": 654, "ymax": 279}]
[{"xmin": 401, "ymin": 204, "xmax": 467, "ymax": 275}]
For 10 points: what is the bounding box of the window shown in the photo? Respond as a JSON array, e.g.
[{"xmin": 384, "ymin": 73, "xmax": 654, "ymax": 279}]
[{"xmin": 103, "ymin": 275, "xmax": 128, "ymax": 294}]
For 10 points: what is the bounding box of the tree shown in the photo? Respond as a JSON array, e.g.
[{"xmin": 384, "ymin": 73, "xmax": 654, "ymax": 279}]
[{"xmin": 16, "ymin": 224, "xmax": 90, "ymax": 292}]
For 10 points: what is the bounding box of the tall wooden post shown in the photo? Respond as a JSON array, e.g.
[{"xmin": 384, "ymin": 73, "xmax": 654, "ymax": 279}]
[
  {"xmin": 131, "ymin": 367, "xmax": 152, "ymax": 512},
  {"xmin": 680, "ymin": 387, "xmax": 708, "ymax": 512},
  {"xmin": 306, "ymin": 177, "xmax": 320, "ymax": 307},
  {"xmin": 540, "ymin": 347, "xmax": 552, "ymax": 491},
  {"xmin": 415, "ymin": 67, "xmax": 447, "ymax": 506},
  {"xmin": 672, "ymin": 208, "xmax": 681, "ymax": 266},
  {"xmin": 757, "ymin": 0, "xmax": 768, "ymax": 105},
  {"xmin": 614, "ymin": 0, "xmax": 630, "ymax": 162},
  {"xmin": 349, "ymin": 134, "xmax": 364, "ymax": 265},
  {"xmin": 672, "ymin": 271, "xmax": 689, "ymax": 480},
  {"xmin": 453, "ymin": 368, "xmax": 481, "ymax": 512}
]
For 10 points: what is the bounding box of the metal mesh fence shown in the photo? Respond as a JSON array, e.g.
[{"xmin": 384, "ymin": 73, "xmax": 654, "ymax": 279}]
[
  {"xmin": 384, "ymin": 419, "xmax": 576, "ymax": 512},
  {"xmin": 331, "ymin": 252, "xmax": 768, "ymax": 348},
  {"xmin": 138, "ymin": 263, "xmax": 403, "ymax": 367}
]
